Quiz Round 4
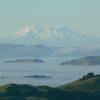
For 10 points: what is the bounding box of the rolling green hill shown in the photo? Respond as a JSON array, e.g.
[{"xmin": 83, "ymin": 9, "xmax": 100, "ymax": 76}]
[
  {"xmin": 0, "ymin": 84, "xmax": 67, "ymax": 100},
  {"xmin": 0, "ymin": 73, "xmax": 100, "ymax": 100}
]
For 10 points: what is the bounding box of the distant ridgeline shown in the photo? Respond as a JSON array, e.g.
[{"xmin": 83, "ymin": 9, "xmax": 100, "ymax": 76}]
[
  {"xmin": 61, "ymin": 56, "xmax": 100, "ymax": 65},
  {"xmin": 4, "ymin": 59, "xmax": 44, "ymax": 63},
  {"xmin": 0, "ymin": 73, "xmax": 100, "ymax": 100}
]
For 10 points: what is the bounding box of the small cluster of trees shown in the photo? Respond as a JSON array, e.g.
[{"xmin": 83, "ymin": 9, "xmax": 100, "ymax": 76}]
[{"xmin": 80, "ymin": 72, "xmax": 94, "ymax": 80}]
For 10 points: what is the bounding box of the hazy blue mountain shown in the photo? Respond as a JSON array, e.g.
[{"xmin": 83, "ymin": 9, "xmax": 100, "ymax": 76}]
[
  {"xmin": 61, "ymin": 56, "xmax": 100, "ymax": 65},
  {"xmin": 0, "ymin": 43, "xmax": 100, "ymax": 58},
  {"xmin": 0, "ymin": 44, "xmax": 85, "ymax": 57}
]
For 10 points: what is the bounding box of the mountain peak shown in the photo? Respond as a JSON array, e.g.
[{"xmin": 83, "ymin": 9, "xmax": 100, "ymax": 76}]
[{"xmin": 3, "ymin": 25, "xmax": 100, "ymax": 48}]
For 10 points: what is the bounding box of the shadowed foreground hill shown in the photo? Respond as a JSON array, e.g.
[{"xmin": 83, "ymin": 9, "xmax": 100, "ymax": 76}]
[
  {"xmin": 59, "ymin": 72, "xmax": 100, "ymax": 100},
  {"xmin": 0, "ymin": 73, "xmax": 100, "ymax": 100},
  {"xmin": 0, "ymin": 84, "xmax": 67, "ymax": 100}
]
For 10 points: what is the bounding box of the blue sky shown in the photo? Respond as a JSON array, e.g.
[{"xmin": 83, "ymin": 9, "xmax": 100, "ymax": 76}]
[{"xmin": 0, "ymin": 0, "xmax": 100, "ymax": 39}]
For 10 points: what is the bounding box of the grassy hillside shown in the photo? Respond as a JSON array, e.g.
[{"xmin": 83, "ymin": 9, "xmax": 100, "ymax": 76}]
[
  {"xmin": 0, "ymin": 84, "xmax": 67, "ymax": 100},
  {"xmin": 58, "ymin": 73, "xmax": 100, "ymax": 100},
  {"xmin": 0, "ymin": 73, "xmax": 100, "ymax": 100}
]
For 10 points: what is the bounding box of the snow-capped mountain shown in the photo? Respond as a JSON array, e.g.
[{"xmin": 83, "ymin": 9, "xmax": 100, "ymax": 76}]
[{"xmin": 5, "ymin": 26, "xmax": 100, "ymax": 48}]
